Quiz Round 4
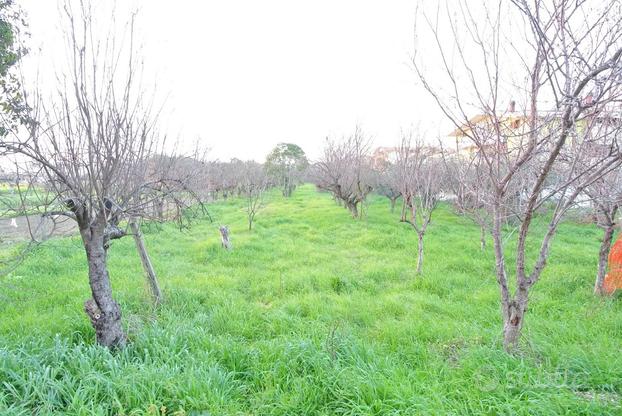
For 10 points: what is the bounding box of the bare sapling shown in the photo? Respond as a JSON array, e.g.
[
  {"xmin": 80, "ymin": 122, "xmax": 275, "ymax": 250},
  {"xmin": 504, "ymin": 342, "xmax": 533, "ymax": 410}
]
[{"xmin": 396, "ymin": 132, "xmax": 443, "ymax": 274}]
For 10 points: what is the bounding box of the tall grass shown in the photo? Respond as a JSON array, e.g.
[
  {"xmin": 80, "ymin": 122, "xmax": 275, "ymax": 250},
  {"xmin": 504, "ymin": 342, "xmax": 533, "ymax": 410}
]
[{"xmin": 0, "ymin": 185, "xmax": 620, "ymax": 415}]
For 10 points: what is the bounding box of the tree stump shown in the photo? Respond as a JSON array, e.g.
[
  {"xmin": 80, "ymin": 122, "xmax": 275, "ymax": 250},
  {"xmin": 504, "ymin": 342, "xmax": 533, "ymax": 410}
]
[{"xmin": 219, "ymin": 225, "xmax": 231, "ymax": 250}]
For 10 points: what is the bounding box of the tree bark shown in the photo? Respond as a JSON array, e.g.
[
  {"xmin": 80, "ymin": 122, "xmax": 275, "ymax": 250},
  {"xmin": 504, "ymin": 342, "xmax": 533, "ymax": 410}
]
[
  {"xmin": 416, "ymin": 232, "xmax": 424, "ymax": 274},
  {"xmin": 348, "ymin": 202, "xmax": 359, "ymax": 219},
  {"xmin": 82, "ymin": 224, "xmax": 126, "ymax": 348},
  {"xmin": 390, "ymin": 196, "xmax": 398, "ymax": 213},
  {"xmin": 491, "ymin": 201, "xmax": 517, "ymax": 352},
  {"xmin": 400, "ymin": 198, "xmax": 408, "ymax": 222},
  {"xmin": 502, "ymin": 287, "xmax": 528, "ymax": 351},
  {"xmin": 129, "ymin": 220, "xmax": 162, "ymax": 305},
  {"xmin": 595, "ymin": 224, "xmax": 615, "ymax": 295}
]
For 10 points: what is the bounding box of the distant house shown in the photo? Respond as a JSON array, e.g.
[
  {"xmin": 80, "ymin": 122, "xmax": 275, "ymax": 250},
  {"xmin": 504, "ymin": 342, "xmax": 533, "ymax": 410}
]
[
  {"xmin": 371, "ymin": 147, "xmax": 399, "ymax": 169},
  {"xmin": 371, "ymin": 144, "xmax": 442, "ymax": 169},
  {"xmin": 446, "ymin": 101, "xmax": 529, "ymax": 156},
  {"xmin": 445, "ymin": 98, "xmax": 622, "ymax": 157}
]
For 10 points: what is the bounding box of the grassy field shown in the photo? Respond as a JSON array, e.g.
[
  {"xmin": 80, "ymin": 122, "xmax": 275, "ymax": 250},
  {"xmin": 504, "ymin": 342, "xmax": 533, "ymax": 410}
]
[
  {"xmin": 0, "ymin": 184, "xmax": 48, "ymax": 218},
  {"xmin": 0, "ymin": 185, "xmax": 621, "ymax": 415}
]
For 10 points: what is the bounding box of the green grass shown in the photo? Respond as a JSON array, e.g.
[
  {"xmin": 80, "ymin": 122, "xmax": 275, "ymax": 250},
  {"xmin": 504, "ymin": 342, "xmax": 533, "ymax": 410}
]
[
  {"xmin": 0, "ymin": 184, "xmax": 49, "ymax": 218},
  {"xmin": 0, "ymin": 185, "xmax": 621, "ymax": 415}
]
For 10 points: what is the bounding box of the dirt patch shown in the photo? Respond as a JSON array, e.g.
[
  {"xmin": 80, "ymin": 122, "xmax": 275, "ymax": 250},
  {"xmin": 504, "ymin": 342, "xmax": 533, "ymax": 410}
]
[
  {"xmin": 575, "ymin": 390, "xmax": 621, "ymax": 405},
  {"xmin": 0, "ymin": 214, "xmax": 77, "ymax": 243}
]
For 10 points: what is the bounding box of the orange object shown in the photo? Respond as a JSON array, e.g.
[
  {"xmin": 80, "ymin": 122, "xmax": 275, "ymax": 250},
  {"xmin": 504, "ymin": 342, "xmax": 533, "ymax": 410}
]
[{"xmin": 603, "ymin": 234, "xmax": 622, "ymax": 294}]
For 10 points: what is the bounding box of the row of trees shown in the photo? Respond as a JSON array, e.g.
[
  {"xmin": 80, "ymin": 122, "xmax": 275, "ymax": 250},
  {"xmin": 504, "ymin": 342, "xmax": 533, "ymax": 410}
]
[
  {"xmin": 197, "ymin": 143, "xmax": 309, "ymax": 230},
  {"xmin": 312, "ymin": 120, "xmax": 622, "ymax": 291},
  {"xmin": 311, "ymin": 128, "xmax": 444, "ymax": 274},
  {"xmin": 312, "ymin": 0, "xmax": 622, "ymax": 351},
  {"xmin": 415, "ymin": 0, "xmax": 622, "ymax": 350},
  {"xmin": 314, "ymin": 114, "xmax": 621, "ymax": 351}
]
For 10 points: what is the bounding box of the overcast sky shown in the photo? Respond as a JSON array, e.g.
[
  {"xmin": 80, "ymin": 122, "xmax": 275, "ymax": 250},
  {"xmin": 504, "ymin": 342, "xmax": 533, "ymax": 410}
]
[{"xmin": 20, "ymin": 0, "xmax": 449, "ymax": 162}]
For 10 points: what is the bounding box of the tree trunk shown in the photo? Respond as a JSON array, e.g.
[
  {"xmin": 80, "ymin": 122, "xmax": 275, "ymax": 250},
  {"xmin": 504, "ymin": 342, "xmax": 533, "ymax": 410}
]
[
  {"xmin": 416, "ymin": 232, "xmax": 424, "ymax": 274},
  {"xmin": 390, "ymin": 197, "xmax": 397, "ymax": 213},
  {"xmin": 282, "ymin": 177, "xmax": 293, "ymax": 197},
  {"xmin": 400, "ymin": 199, "xmax": 407, "ymax": 222},
  {"xmin": 82, "ymin": 225, "xmax": 126, "ymax": 348},
  {"xmin": 348, "ymin": 202, "xmax": 359, "ymax": 219},
  {"xmin": 129, "ymin": 220, "xmax": 162, "ymax": 305},
  {"xmin": 595, "ymin": 224, "xmax": 615, "ymax": 295},
  {"xmin": 502, "ymin": 288, "xmax": 528, "ymax": 351}
]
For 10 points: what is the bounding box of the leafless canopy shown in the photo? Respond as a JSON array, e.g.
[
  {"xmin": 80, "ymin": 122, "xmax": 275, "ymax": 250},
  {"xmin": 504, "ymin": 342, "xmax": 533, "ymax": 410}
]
[
  {"xmin": 371, "ymin": 155, "xmax": 401, "ymax": 213},
  {"xmin": 395, "ymin": 131, "xmax": 444, "ymax": 274},
  {"xmin": 415, "ymin": 0, "xmax": 622, "ymax": 349},
  {"xmin": 579, "ymin": 124, "xmax": 622, "ymax": 294},
  {"xmin": 313, "ymin": 126, "xmax": 373, "ymax": 219},
  {"xmin": 238, "ymin": 160, "xmax": 268, "ymax": 231}
]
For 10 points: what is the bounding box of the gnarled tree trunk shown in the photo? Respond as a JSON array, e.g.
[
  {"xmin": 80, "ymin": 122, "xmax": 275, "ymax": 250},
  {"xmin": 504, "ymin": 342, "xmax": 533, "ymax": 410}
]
[
  {"xmin": 347, "ymin": 201, "xmax": 359, "ymax": 219},
  {"xmin": 595, "ymin": 224, "xmax": 615, "ymax": 295},
  {"xmin": 502, "ymin": 287, "xmax": 528, "ymax": 350},
  {"xmin": 81, "ymin": 223, "xmax": 126, "ymax": 348}
]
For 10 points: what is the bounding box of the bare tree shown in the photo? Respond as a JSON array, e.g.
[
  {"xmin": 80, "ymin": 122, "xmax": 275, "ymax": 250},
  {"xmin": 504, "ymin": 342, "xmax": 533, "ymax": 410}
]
[
  {"xmin": 579, "ymin": 121, "xmax": 622, "ymax": 295},
  {"xmin": 585, "ymin": 174, "xmax": 622, "ymax": 296},
  {"xmin": 442, "ymin": 146, "xmax": 529, "ymax": 252},
  {"xmin": 219, "ymin": 159, "xmax": 245, "ymax": 199},
  {"xmin": 239, "ymin": 160, "xmax": 267, "ymax": 231},
  {"xmin": 443, "ymin": 152, "xmax": 491, "ymax": 250},
  {"xmin": 414, "ymin": 0, "xmax": 622, "ymax": 350},
  {"xmin": 0, "ymin": 2, "xmax": 200, "ymax": 348},
  {"xmin": 395, "ymin": 132, "xmax": 443, "ymax": 274},
  {"xmin": 313, "ymin": 126, "xmax": 373, "ymax": 219},
  {"xmin": 205, "ymin": 160, "xmax": 235, "ymax": 200},
  {"xmin": 372, "ymin": 158, "xmax": 401, "ymax": 213}
]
